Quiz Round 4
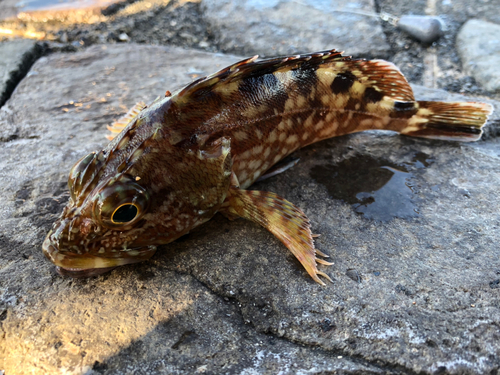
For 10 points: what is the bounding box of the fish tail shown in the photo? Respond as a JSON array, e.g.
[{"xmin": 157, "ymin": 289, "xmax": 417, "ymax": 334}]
[{"xmin": 398, "ymin": 101, "xmax": 493, "ymax": 142}]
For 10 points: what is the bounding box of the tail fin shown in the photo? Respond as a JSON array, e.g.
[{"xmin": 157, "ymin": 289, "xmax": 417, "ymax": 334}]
[{"xmin": 400, "ymin": 101, "xmax": 493, "ymax": 142}]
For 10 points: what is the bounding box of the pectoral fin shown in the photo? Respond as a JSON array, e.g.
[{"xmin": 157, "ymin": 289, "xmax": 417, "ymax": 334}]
[{"xmin": 222, "ymin": 188, "xmax": 333, "ymax": 285}]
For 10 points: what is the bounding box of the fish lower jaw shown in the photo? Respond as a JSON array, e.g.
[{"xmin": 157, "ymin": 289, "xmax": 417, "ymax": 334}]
[
  {"xmin": 55, "ymin": 266, "xmax": 117, "ymax": 278},
  {"xmin": 53, "ymin": 248, "xmax": 156, "ymax": 278},
  {"xmin": 43, "ymin": 237, "xmax": 158, "ymax": 278}
]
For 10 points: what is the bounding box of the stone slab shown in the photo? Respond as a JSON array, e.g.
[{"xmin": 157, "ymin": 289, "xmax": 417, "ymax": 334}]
[
  {"xmin": 201, "ymin": 0, "xmax": 391, "ymax": 58},
  {"xmin": 457, "ymin": 19, "xmax": 500, "ymax": 93},
  {"xmin": 0, "ymin": 38, "xmax": 44, "ymax": 107},
  {"xmin": 0, "ymin": 44, "xmax": 499, "ymax": 374}
]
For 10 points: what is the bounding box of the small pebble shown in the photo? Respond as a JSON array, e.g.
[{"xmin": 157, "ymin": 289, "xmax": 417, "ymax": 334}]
[
  {"xmin": 397, "ymin": 15, "xmax": 444, "ymax": 44},
  {"xmin": 346, "ymin": 269, "xmax": 362, "ymax": 283},
  {"xmin": 118, "ymin": 33, "xmax": 130, "ymax": 42}
]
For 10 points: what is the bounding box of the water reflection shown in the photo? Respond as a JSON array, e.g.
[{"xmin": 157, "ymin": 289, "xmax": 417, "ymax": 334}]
[{"xmin": 310, "ymin": 152, "xmax": 434, "ymax": 221}]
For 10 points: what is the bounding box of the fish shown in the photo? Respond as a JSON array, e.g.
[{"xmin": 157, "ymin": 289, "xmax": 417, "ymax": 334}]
[{"xmin": 42, "ymin": 49, "xmax": 493, "ymax": 284}]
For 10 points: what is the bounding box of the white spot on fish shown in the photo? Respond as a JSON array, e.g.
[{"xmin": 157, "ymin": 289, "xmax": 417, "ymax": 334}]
[
  {"xmin": 286, "ymin": 134, "xmax": 299, "ymax": 145},
  {"xmin": 234, "ymin": 131, "xmax": 248, "ymax": 141}
]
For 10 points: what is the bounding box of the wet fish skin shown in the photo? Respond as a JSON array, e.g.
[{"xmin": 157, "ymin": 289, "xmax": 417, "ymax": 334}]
[{"xmin": 42, "ymin": 49, "xmax": 493, "ymax": 284}]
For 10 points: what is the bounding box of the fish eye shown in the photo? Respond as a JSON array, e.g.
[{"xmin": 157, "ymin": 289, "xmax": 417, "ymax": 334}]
[
  {"xmin": 93, "ymin": 180, "xmax": 149, "ymax": 228},
  {"xmin": 112, "ymin": 203, "xmax": 139, "ymax": 224}
]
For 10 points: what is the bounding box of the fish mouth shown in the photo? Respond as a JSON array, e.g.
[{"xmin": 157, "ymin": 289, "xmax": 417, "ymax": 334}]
[{"xmin": 42, "ymin": 231, "xmax": 157, "ymax": 278}]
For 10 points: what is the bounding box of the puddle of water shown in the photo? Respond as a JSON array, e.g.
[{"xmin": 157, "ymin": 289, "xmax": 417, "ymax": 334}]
[
  {"xmin": 310, "ymin": 152, "xmax": 434, "ymax": 221},
  {"xmin": 353, "ymin": 165, "xmax": 417, "ymax": 221},
  {"xmin": 411, "ymin": 151, "xmax": 434, "ymax": 169}
]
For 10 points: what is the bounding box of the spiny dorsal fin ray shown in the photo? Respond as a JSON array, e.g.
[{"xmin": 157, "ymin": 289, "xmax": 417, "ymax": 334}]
[
  {"xmin": 173, "ymin": 50, "xmax": 415, "ymax": 105},
  {"xmin": 222, "ymin": 187, "xmax": 333, "ymax": 285},
  {"xmin": 175, "ymin": 49, "xmax": 348, "ymax": 101},
  {"xmin": 106, "ymin": 102, "xmax": 147, "ymax": 141},
  {"xmin": 352, "ymin": 59, "xmax": 415, "ymax": 101}
]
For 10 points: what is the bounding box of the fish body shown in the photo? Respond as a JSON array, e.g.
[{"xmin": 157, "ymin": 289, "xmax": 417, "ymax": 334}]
[{"xmin": 43, "ymin": 50, "xmax": 493, "ymax": 284}]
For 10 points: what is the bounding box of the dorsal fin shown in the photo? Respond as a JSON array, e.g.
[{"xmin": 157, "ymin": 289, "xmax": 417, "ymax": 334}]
[
  {"xmin": 351, "ymin": 59, "xmax": 415, "ymax": 101},
  {"xmin": 172, "ymin": 49, "xmax": 414, "ymax": 106},
  {"xmin": 106, "ymin": 102, "xmax": 147, "ymax": 141},
  {"xmin": 174, "ymin": 49, "xmax": 349, "ymax": 101}
]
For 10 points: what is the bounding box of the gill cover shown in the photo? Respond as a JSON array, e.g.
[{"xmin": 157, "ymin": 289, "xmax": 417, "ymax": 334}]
[{"xmin": 68, "ymin": 151, "xmax": 98, "ymax": 201}]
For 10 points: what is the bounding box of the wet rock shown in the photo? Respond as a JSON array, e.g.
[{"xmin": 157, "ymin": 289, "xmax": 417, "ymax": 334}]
[
  {"xmin": 0, "ymin": 38, "xmax": 45, "ymax": 107},
  {"xmin": 201, "ymin": 0, "xmax": 391, "ymax": 57},
  {"xmin": 0, "ymin": 44, "xmax": 499, "ymax": 374},
  {"xmin": 457, "ymin": 19, "xmax": 500, "ymax": 92}
]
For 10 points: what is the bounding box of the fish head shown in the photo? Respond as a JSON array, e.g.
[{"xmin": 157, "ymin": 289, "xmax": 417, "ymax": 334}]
[
  {"xmin": 43, "ymin": 106, "xmax": 233, "ymax": 277},
  {"xmin": 42, "ymin": 147, "xmax": 159, "ymax": 277}
]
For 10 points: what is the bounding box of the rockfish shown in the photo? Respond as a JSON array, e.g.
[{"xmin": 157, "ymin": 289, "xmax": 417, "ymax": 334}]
[{"xmin": 42, "ymin": 50, "xmax": 493, "ymax": 284}]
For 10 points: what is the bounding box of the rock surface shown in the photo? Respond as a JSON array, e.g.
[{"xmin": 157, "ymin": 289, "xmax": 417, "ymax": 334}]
[
  {"xmin": 0, "ymin": 38, "xmax": 45, "ymax": 107},
  {"xmin": 378, "ymin": 0, "xmax": 500, "ymax": 98},
  {"xmin": 0, "ymin": 44, "xmax": 499, "ymax": 374},
  {"xmin": 2, "ymin": 0, "xmax": 500, "ymax": 99},
  {"xmin": 201, "ymin": 0, "xmax": 390, "ymax": 57},
  {"xmin": 457, "ymin": 19, "xmax": 500, "ymax": 93}
]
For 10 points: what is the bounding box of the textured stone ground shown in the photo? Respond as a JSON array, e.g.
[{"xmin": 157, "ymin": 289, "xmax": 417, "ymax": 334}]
[
  {"xmin": 0, "ymin": 43, "xmax": 499, "ymax": 375},
  {"xmin": 201, "ymin": 0, "xmax": 390, "ymax": 57},
  {"xmin": 0, "ymin": 39, "xmax": 45, "ymax": 107},
  {"xmin": 457, "ymin": 19, "xmax": 500, "ymax": 93},
  {"xmin": 0, "ymin": 0, "xmax": 499, "ymax": 374}
]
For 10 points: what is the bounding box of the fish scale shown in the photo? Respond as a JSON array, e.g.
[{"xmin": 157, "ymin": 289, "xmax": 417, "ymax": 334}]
[{"xmin": 43, "ymin": 49, "xmax": 493, "ymax": 284}]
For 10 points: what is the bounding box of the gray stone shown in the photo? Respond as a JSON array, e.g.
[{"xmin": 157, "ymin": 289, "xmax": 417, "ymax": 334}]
[
  {"xmin": 457, "ymin": 19, "xmax": 500, "ymax": 93},
  {"xmin": 438, "ymin": 0, "xmax": 500, "ymax": 26},
  {"xmin": 396, "ymin": 15, "xmax": 444, "ymax": 44},
  {"xmin": 201, "ymin": 0, "xmax": 391, "ymax": 57},
  {"xmin": 1, "ymin": 44, "xmax": 499, "ymax": 374},
  {"xmin": 0, "ymin": 39, "xmax": 45, "ymax": 107}
]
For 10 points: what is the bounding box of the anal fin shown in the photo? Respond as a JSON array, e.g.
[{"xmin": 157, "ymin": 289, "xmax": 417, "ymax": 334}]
[{"xmin": 222, "ymin": 188, "xmax": 332, "ymax": 285}]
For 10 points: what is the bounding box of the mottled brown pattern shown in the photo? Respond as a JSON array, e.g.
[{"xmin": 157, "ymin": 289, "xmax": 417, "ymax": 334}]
[{"xmin": 43, "ymin": 49, "xmax": 493, "ymax": 284}]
